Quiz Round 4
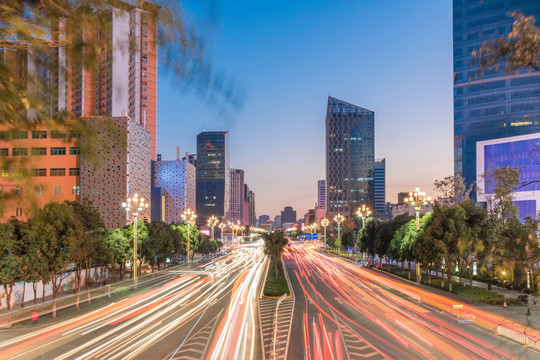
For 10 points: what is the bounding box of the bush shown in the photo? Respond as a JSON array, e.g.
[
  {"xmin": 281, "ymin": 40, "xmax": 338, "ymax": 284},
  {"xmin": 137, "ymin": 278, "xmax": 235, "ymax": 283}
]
[{"xmin": 263, "ymin": 259, "xmax": 290, "ymax": 297}]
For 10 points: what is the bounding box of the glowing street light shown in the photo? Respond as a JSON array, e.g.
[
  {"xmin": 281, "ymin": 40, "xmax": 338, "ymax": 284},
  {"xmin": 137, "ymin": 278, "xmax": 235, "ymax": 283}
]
[
  {"xmin": 122, "ymin": 193, "xmax": 149, "ymax": 286},
  {"xmin": 404, "ymin": 187, "xmax": 431, "ymax": 285},
  {"xmin": 181, "ymin": 209, "xmax": 197, "ymax": 267},
  {"xmin": 207, "ymin": 215, "xmax": 219, "ymax": 240},
  {"xmin": 321, "ymin": 218, "xmax": 329, "ymax": 248},
  {"xmin": 356, "ymin": 205, "xmax": 371, "ymax": 228},
  {"xmin": 334, "ymin": 213, "xmax": 345, "ymax": 257},
  {"xmin": 404, "ymin": 187, "xmax": 431, "ymax": 231},
  {"xmin": 218, "ymin": 222, "xmax": 227, "ymax": 242}
]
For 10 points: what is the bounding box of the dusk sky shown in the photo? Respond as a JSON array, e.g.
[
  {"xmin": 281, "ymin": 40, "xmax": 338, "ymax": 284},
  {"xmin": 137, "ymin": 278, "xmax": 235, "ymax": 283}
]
[{"xmin": 158, "ymin": 0, "xmax": 454, "ymax": 219}]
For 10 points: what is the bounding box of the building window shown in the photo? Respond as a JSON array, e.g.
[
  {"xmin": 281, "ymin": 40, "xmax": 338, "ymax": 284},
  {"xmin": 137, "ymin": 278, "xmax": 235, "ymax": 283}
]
[
  {"xmin": 69, "ymin": 168, "xmax": 80, "ymax": 176},
  {"xmin": 142, "ymin": 28, "xmax": 147, "ymax": 38},
  {"xmin": 0, "ymin": 148, "xmax": 8, "ymax": 156},
  {"xmin": 31, "ymin": 147, "xmax": 47, "ymax": 156},
  {"xmin": 142, "ymin": 53, "xmax": 147, "ymax": 64},
  {"xmin": 142, "ymin": 40, "xmax": 148, "ymax": 51},
  {"xmin": 69, "ymin": 147, "xmax": 80, "ymax": 155},
  {"xmin": 0, "ymin": 170, "xmax": 7, "ymax": 178},
  {"xmin": 31, "ymin": 131, "xmax": 47, "ymax": 139},
  {"xmin": 50, "ymin": 168, "xmax": 66, "ymax": 176},
  {"xmin": 55, "ymin": 186, "xmax": 61, "ymax": 195},
  {"xmin": 12, "ymin": 131, "xmax": 28, "ymax": 139},
  {"xmin": 50, "ymin": 147, "xmax": 66, "ymax": 155},
  {"xmin": 142, "ymin": 14, "xmax": 148, "ymax": 25},
  {"xmin": 15, "ymin": 186, "xmax": 22, "ymax": 195},
  {"xmin": 15, "ymin": 208, "xmax": 23, "ymax": 217},
  {"xmin": 31, "ymin": 168, "xmax": 46, "ymax": 177},
  {"xmin": 50, "ymin": 131, "xmax": 66, "ymax": 139},
  {"xmin": 35, "ymin": 186, "xmax": 42, "ymax": 195},
  {"xmin": 12, "ymin": 148, "xmax": 28, "ymax": 156},
  {"xmin": 72, "ymin": 185, "xmax": 80, "ymax": 195},
  {"xmin": 70, "ymin": 131, "xmax": 80, "ymax": 138}
]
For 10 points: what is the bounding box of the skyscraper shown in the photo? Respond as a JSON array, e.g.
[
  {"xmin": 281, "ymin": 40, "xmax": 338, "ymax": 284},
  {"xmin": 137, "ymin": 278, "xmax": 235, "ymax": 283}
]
[
  {"xmin": 317, "ymin": 180, "xmax": 326, "ymax": 209},
  {"xmin": 281, "ymin": 206, "xmax": 296, "ymax": 225},
  {"xmin": 326, "ymin": 97, "xmax": 374, "ymax": 218},
  {"xmin": 374, "ymin": 158, "xmax": 386, "ymax": 215},
  {"xmin": 229, "ymin": 169, "xmax": 245, "ymax": 224},
  {"xmin": 196, "ymin": 131, "xmax": 230, "ymax": 225},
  {"xmin": 453, "ymin": 1, "xmax": 540, "ymax": 195}
]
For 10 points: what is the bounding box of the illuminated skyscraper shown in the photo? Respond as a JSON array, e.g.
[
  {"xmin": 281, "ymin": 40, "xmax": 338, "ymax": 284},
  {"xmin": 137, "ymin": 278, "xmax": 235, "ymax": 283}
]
[
  {"xmin": 453, "ymin": 0, "xmax": 540, "ymax": 196},
  {"xmin": 325, "ymin": 97, "xmax": 374, "ymax": 218}
]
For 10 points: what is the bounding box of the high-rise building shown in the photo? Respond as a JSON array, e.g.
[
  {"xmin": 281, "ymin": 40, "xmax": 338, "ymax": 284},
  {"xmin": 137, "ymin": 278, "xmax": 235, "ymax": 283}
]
[
  {"xmin": 374, "ymin": 158, "xmax": 386, "ymax": 215},
  {"xmin": 274, "ymin": 215, "xmax": 281, "ymax": 230},
  {"xmin": 281, "ymin": 206, "xmax": 296, "ymax": 225},
  {"xmin": 453, "ymin": 1, "xmax": 540, "ymax": 196},
  {"xmin": 229, "ymin": 169, "xmax": 245, "ymax": 224},
  {"xmin": 326, "ymin": 97, "xmax": 374, "ymax": 218},
  {"xmin": 151, "ymin": 150, "xmax": 196, "ymax": 223},
  {"xmin": 259, "ymin": 214, "xmax": 270, "ymax": 225},
  {"xmin": 196, "ymin": 131, "xmax": 230, "ymax": 225},
  {"xmin": 242, "ymin": 183, "xmax": 256, "ymax": 226},
  {"xmin": 317, "ymin": 180, "xmax": 326, "ymax": 209}
]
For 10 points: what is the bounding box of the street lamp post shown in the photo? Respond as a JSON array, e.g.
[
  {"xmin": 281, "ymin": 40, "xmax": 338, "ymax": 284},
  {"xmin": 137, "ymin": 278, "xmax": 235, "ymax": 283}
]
[
  {"xmin": 334, "ymin": 213, "xmax": 345, "ymax": 257},
  {"xmin": 207, "ymin": 215, "xmax": 218, "ymax": 240},
  {"xmin": 404, "ymin": 187, "xmax": 431, "ymax": 285},
  {"xmin": 218, "ymin": 222, "xmax": 226, "ymax": 243},
  {"xmin": 181, "ymin": 209, "xmax": 197, "ymax": 268},
  {"xmin": 321, "ymin": 218, "xmax": 329, "ymax": 249},
  {"xmin": 356, "ymin": 205, "xmax": 372, "ymax": 265},
  {"xmin": 122, "ymin": 193, "xmax": 149, "ymax": 288}
]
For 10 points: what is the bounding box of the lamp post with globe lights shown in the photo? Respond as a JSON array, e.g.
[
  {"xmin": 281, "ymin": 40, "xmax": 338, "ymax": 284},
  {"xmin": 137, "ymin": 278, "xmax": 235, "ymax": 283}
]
[
  {"xmin": 404, "ymin": 187, "xmax": 431, "ymax": 285},
  {"xmin": 218, "ymin": 222, "xmax": 226, "ymax": 244},
  {"xmin": 321, "ymin": 218, "xmax": 329, "ymax": 249},
  {"xmin": 334, "ymin": 213, "xmax": 345, "ymax": 257},
  {"xmin": 356, "ymin": 205, "xmax": 372, "ymax": 265},
  {"xmin": 181, "ymin": 209, "xmax": 197, "ymax": 267},
  {"xmin": 207, "ymin": 215, "xmax": 219, "ymax": 240},
  {"xmin": 122, "ymin": 193, "xmax": 149, "ymax": 287}
]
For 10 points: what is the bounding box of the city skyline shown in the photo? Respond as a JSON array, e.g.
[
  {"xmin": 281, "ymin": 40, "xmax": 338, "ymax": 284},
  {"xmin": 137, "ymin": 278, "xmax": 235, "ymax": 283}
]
[{"xmin": 158, "ymin": 0, "xmax": 454, "ymax": 218}]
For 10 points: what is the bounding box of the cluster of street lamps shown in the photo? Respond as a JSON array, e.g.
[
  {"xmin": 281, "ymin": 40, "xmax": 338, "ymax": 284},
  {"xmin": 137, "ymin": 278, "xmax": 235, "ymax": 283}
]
[
  {"xmin": 122, "ymin": 193, "xmax": 149, "ymax": 287},
  {"xmin": 181, "ymin": 208, "xmax": 197, "ymax": 267}
]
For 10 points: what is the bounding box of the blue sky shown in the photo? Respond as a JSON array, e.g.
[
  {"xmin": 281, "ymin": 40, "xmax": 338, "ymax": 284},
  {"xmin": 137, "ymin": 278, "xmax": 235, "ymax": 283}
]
[{"xmin": 158, "ymin": 0, "xmax": 454, "ymax": 218}]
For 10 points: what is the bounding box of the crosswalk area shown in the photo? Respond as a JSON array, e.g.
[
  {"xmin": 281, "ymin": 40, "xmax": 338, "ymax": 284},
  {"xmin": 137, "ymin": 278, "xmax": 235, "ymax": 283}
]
[
  {"xmin": 168, "ymin": 315, "xmax": 218, "ymax": 360},
  {"xmin": 340, "ymin": 325, "xmax": 387, "ymax": 360},
  {"xmin": 259, "ymin": 297, "xmax": 294, "ymax": 360}
]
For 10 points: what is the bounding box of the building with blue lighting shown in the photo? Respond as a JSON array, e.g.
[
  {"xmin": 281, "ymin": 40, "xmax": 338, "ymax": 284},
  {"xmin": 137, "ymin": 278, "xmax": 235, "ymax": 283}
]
[{"xmin": 477, "ymin": 133, "xmax": 540, "ymax": 221}]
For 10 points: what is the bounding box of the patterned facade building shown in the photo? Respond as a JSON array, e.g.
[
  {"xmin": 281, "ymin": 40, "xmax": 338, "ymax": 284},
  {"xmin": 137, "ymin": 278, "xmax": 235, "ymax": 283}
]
[
  {"xmin": 196, "ymin": 131, "xmax": 230, "ymax": 225},
  {"xmin": 326, "ymin": 97, "xmax": 374, "ymax": 219},
  {"xmin": 152, "ymin": 152, "xmax": 196, "ymax": 223},
  {"xmin": 80, "ymin": 117, "xmax": 151, "ymax": 229},
  {"xmin": 229, "ymin": 169, "xmax": 245, "ymax": 224},
  {"xmin": 453, "ymin": 0, "xmax": 540, "ymax": 196}
]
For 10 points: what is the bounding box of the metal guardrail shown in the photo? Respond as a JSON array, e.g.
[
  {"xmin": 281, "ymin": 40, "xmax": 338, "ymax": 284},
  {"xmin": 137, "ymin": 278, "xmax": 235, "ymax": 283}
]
[{"xmin": 497, "ymin": 325, "xmax": 540, "ymax": 351}]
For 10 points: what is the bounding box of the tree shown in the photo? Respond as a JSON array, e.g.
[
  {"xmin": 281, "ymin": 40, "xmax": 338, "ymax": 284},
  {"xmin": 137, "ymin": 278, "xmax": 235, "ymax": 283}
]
[
  {"xmin": 433, "ymin": 174, "xmax": 473, "ymax": 206},
  {"xmin": 104, "ymin": 229, "xmax": 130, "ymax": 282},
  {"xmin": 262, "ymin": 231, "xmax": 288, "ymax": 277},
  {"xmin": 472, "ymin": 12, "xmax": 540, "ymax": 73},
  {"xmin": 358, "ymin": 218, "xmax": 381, "ymax": 256},
  {"xmin": 123, "ymin": 220, "xmax": 148, "ymax": 278},
  {"xmin": 458, "ymin": 201, "xmax": 488, "ymax": 288},
  {"xmin": 29, "ymin": 202, "xmax": 83, "ymax": 317},
  {"xmin": 376, "ymin": 215, "xmax": 411, "ymax": 271},
  {"xmin": 0, "ymin": 222, "xmax": 21, "ymax": 313},
  {"xmin": 143, "ymin": 221, "xmax": 176, "ymax": 272}
]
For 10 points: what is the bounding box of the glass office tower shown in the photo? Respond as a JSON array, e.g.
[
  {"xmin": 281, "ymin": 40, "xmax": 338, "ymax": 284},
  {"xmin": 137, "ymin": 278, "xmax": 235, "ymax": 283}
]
[
  {"xmin": 196, "ymin": 131, "xmax": 230, "ymax": 225},
  {"xmin": 325, "ymin": 97, "xmax": 374, "ymax": 219},
  {"xmin": 453, "ymin": 0, "xmax": 540, "ymax": 197}
]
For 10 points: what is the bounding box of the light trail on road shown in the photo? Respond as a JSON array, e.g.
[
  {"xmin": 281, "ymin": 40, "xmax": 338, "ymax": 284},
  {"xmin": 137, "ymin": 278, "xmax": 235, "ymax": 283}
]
[
  {"xmin": 284, "ymin": 244, "xmax": 539, "ymax": 360},
  {"xmin": 0, "ymin": 245, "xmax": 268, "ymax": 360}
]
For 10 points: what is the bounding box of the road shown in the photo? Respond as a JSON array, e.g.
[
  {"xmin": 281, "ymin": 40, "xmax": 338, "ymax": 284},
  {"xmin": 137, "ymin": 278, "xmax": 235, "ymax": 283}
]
[
  {"xmin": 284, "ymin": 243, "xmax": 540, "ymax": 360},
  {"xmin": 0, "ymin": 244, "xmax": 267, "ymax": 360}
]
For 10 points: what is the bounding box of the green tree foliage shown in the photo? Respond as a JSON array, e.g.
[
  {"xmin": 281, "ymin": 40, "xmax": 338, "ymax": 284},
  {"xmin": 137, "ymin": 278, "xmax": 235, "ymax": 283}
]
[
  {"xmin": 358, "ymin": 218, "xmax": 381, "ymax": 256},
  {"xmin": 341, "ymin": 230, "xmax": 356, "ymax": 251},
  {"xmin": 172, "ymin": 222, "xmax": 199, "ymax": 262},
  {"xmin": 0, "ymin": 222, "xmax": 20, "ymax": 312},
  {"xmin": 433, "ymin": 174, "xmax": 473, "ymax": 205},
  {"xmin": 473, "ymin": 12, "xmax": 540, "ymax": 73},
  {"xmin": 29, "ymin": 202, "xmax": 83, "ymax": 317},
  {"xmin": 142, "ymin": 221, "xmax": 176, "ymax": 271},
  {"xmin": 262, "ymin": 231, "xmax": 288, "ymax": 277},
  {"xmin": 104, "ymin": 228, "xmax": 130, "ymax": 281},
  {"xmin": 392, "ymin": 213, "xmax": 432, "ymax": 280}
]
